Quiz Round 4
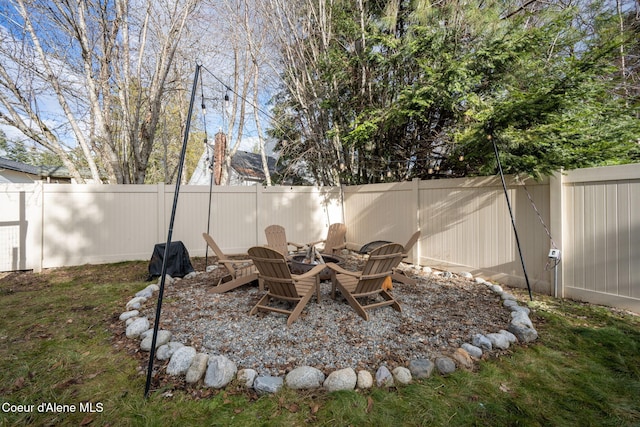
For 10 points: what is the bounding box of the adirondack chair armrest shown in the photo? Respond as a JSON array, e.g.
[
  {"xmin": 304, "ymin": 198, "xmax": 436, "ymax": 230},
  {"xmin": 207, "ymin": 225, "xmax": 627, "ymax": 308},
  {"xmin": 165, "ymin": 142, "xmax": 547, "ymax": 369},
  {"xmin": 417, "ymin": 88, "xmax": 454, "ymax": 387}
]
[
  {"xmin": 218, "ymin": 258, "xmax": 253, "ymax": 264},
  {"xmin": 291, "ymin": 263, "xmax": 327, "ymax": 280},
  {"xmin": 306, "ymin": 239, "xmax": 325, "ymax": 247},
  {"xmin": 287, "ymin": 241, "xmax": 305, "ymax": 250},
  {"xmin": 324, "ymin": 262, "xmax": 361, "ymax": 278}
]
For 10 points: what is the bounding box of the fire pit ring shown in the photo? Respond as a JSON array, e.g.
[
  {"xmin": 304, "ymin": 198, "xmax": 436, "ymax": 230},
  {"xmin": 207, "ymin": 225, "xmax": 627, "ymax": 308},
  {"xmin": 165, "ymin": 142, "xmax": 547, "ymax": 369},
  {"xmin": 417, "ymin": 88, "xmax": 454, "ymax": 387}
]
[{"xmin": 288, "ymin": 254, "xmax": 344, "ymax": 281}]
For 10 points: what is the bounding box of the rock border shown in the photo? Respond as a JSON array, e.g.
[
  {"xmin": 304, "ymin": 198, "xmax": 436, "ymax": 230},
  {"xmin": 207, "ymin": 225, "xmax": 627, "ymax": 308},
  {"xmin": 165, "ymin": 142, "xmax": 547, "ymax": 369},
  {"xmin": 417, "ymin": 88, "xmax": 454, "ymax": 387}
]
[{"xmin": 120, "ymin": 266, "xmax": 538, "ymax": 393}]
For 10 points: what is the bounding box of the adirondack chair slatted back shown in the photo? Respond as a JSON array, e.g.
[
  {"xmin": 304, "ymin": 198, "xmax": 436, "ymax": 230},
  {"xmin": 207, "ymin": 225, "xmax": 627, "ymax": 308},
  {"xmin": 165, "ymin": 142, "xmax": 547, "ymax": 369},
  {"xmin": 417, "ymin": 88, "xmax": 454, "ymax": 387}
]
[
  {"xmin": 202, "ymin": 233, "xmax": 237, "ymax": 276},
  {"xmin": 323, "ymin": 223, "xmax": 347, "ymax": 254},
  {"xmin": 248, "ymin": 246, "xmax": 299, "ymax": 299},
  {"xmin": 264, "ymin": 225, "xmax": 291, "ymax": 256},
  {"xmin": 356, "ymin": 243, "xmax": 405, "ymax": 295},
  {"xmin": 403, "ymin": 231, "xmax": 421, "ymax": 255}
]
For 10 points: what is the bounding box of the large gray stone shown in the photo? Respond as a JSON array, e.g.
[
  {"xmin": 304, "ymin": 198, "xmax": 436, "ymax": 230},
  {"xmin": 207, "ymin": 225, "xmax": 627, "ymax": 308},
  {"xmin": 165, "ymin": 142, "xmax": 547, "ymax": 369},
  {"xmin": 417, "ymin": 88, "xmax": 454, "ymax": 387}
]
[
  {"xmin": 499, "ymin": 329, "xmax": 518, "ymax": 343},
  {"xmin": 356, "ymin": 370, "xmax": 373, "ymax": 389},
  {"xmin": 472, "ymin": 333, "xmax": 493, "ymax": 351},
  {"xmin": 392, "ymin": 367, "xmax": 412, "ymax": 385},
  {"xmin": 166, "ymin": 346, "xmax": 196, "ymax": 376},
  {"xmin": 157, "ymin": 275, "xmax": 175, "ymax": 286},
  {"xmin": 486, "ymin": 333, "xmax": 510, "ymax": 350},
  {"xmin": 461, "ymin": 343, "xmax": 483, "ymax": 359},
  {"xmin": 139, "ymin": 329, "xmax": 155, "ymax": 340},
  {"xmin": 285, "ymin": 366, "xmax": 325, "ymax": 390},
  {"xmin": 254, "ymin": 376, "xmax": 283, "ymax": 394},
  {"xmin": 119, "ymin": 310, "xmax": 139, "ymax": 321},
  {"xmin": 508, "ymin": 323, "xmax": 538, "ymax": 343},
  {"xmin": 500, "ymin": 292, "xmax": 517, "ymax": 301},
  {"xmin": 186, "ymin": 353, "xmax": 209, "ymax": 384},
  {"xmin": 511, "ymin": 305, "xmax": 531, "ymax": 315},
  {"xmin": 375, "ymin": 366, "xmax": 394, "ymax": 387},
  {"xmin": 408, "ymin": 359, "xmax": 435, "ymax": 379},
  {"xmin": 156, "ymin": 342, "xmax": 184, "ymax": 360},
  {"xmin": 135, "ymin": 287, "xmax": 154, "ymax": 299},
  {"xmin": 324, "ymin": 368, "xmax": 357, "ymax": 392},
  {"xmin": 140, "ymin": 330, "xmax": 172, "ymax": 351},
  {"xmin": 435, "ymin": 357, "xmax": 456, "ymax": 375},
  {"xmin": 503, "ymin": 299, "xmax": 519, "ymax": 309},
  {"xmin": 125, "ymin": 317, "xmax": 149, "ymax": 339},
  {"xmin": 237, "ymin": 369, "xmax": 257, "ymax": 388},
  {"xmin": 487, "ymin": 284, "xmax": 503, "ymax": 293},
  {"xmin": 125, "ymin": 296, "xmax": 147, "ymax": 311},
  {"xmin": 511, "ymin": 311, "xmax": 534, "ymax": 328},
  {"xmin": 204, "ymin": 355, "xmax": 237, "ymax": 388}
]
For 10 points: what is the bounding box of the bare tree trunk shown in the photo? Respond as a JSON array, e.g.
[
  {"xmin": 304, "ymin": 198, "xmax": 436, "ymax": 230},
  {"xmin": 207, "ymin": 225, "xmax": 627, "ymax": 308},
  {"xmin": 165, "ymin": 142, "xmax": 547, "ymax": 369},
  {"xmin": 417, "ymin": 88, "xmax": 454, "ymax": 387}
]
[
  {"xmin": 0, "ymin": 0, "xmax": 201, "ymax": 184},
  {"xmin": 617, "ymin": 0, "xmax": 629, "ymax": 106}
]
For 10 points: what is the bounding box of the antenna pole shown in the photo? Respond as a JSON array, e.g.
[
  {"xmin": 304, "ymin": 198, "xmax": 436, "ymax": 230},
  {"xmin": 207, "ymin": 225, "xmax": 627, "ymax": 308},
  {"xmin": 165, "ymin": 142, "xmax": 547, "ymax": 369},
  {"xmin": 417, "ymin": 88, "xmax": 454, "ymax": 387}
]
[
  {"xmin": 490, "ymin": 134, "xmax": 534, "ymax": 301},
  {"xmin": 144, "ymin": 63, "xmax": 201, "ymax": 398}
]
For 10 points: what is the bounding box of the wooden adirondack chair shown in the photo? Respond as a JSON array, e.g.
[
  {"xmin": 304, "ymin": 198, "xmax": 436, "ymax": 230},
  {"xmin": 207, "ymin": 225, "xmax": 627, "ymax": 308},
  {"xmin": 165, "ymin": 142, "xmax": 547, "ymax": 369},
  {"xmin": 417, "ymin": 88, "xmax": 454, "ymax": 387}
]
[
  {"xmin": 308, "ymin": 223, "xmax": 347, "ymax": 255},
  {"xmin": 247, "ymin": 246, "xmax": 326, "ymax": 326},
  {"xmin": 391, "ymin": 230, "xmax": 421, "ymax": 286},
  {"xmin": 325, "ymin": 243, "xmax": 405, "ymax": 321},
  {"xmin": 264, "ymin": 225, "xmax": 305, "ymax": 256},
  {"xmin": 202, "ymin": 233, "xmax": 260, "ymax": 293}
]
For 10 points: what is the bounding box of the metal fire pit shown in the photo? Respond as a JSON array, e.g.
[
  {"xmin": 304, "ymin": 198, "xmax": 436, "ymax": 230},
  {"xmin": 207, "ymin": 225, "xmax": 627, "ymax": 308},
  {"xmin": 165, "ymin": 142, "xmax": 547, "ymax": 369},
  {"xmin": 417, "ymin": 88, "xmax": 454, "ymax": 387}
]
[{"xmin": 289, "ymin": 254, "xmax": 344, "ymax": 281}]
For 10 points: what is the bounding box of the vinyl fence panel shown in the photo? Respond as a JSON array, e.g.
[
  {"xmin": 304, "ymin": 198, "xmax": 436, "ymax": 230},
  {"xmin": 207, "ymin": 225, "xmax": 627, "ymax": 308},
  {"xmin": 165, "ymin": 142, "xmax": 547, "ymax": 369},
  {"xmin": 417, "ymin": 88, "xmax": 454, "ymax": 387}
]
[{"xmin": 561, "ymin": 164, "xmax": 640, "ymax": 313}]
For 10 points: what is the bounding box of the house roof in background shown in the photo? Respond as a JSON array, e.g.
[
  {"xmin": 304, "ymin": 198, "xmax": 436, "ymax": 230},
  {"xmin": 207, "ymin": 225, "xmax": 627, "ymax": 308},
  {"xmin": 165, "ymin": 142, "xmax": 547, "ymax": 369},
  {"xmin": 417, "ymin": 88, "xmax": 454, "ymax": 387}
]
[
  {"xmin": 0, "ymin": 156, "xmax": 71, "ymax": 179},
  {"xmin": 231, "ymin": 151, "xmax": 278, "ymax": 182}
]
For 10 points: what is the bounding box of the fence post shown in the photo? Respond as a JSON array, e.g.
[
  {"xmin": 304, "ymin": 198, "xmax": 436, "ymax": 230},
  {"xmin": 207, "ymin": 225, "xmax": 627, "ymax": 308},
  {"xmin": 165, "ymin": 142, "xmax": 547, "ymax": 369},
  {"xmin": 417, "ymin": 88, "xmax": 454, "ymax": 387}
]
[
  {"xmin": 549, "ymin": 171, "xmax": 564, "ymax": 298},
  {"xmin": 256, "ymin": 184, "xmax": 265, "ymax": 246},
  {"xmin": 32, "ymin": 181, "xmax": 44, "ymax": 273},
  {"xmin": 156, "ymin": 182, "xmax": 165, "ymax": 243},
  {"xmin": 412, "ymin": 178, "xmax": 421, "ymax": 265}
]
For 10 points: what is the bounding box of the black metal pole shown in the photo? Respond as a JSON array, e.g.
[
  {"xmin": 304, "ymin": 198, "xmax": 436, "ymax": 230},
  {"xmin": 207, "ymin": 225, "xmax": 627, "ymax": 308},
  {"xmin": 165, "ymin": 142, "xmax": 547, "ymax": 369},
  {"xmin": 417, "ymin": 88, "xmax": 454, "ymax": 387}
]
[
  {"xmin": 144, "ymin": 64, "xmax": 201, "ymax": 398},
  {"xmin": 490, "ymin": 134, "xmax": 534, "ymax": 301}
]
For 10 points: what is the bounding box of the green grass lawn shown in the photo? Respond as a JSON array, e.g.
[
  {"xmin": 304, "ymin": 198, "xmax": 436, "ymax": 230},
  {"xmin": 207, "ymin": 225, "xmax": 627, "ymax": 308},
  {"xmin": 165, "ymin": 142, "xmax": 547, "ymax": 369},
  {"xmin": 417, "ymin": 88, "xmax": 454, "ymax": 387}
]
[{"xmin": 1, "ymin": 261, "xmax": 639, "ymax": 426}]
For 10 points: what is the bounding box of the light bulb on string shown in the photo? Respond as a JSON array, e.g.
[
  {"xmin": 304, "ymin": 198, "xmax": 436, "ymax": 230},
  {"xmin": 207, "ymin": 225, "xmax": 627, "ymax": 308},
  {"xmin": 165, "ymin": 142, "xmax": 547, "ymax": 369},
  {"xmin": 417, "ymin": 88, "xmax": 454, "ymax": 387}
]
[{"xmin": 459, "ymin": 155, "xmax": 464, "ymax": 162}]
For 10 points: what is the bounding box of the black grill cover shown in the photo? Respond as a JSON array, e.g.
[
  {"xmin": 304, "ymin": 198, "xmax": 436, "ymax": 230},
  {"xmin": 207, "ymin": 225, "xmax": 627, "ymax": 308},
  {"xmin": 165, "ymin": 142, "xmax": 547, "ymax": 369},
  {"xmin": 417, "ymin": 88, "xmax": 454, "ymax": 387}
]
[
  {"xmin": 147, "ymin": 241, "xmax": 195, "ymax": 280},
  {"xmin": 359, "ymin": 240, "xmax": 392, "ymax": 254}
]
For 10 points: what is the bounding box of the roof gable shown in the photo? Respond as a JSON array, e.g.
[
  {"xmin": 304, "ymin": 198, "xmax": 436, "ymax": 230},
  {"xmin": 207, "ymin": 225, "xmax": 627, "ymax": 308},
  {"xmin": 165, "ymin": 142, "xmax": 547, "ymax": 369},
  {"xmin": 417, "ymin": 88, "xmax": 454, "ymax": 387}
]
[{"xmin": 230, "ymin": 151, "xmax": 277, "ymax": 182}]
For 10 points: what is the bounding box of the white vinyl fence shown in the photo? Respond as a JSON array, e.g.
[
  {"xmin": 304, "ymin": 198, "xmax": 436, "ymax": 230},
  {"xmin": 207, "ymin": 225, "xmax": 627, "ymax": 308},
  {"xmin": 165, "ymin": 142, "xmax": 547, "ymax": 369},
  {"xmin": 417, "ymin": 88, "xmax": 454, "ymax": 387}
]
[
  {"xmin": 1, "ymin": 163, "xmax": 639, "ymax": 313},
  {"xmin": 0, "ymin": 183, "xmax": 343, "ymax": 271},
  {"xmin": 343, "ymin": 176, "xmax": 553, "ymax": 295}
]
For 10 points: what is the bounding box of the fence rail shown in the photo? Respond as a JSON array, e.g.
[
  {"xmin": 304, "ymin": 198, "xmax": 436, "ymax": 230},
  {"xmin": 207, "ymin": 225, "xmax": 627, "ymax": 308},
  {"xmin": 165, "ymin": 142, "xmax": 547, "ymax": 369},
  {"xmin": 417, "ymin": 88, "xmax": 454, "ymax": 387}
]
[{"xmin": 1, "ymin": 163, "xmax": 638, "ymax": 313}]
